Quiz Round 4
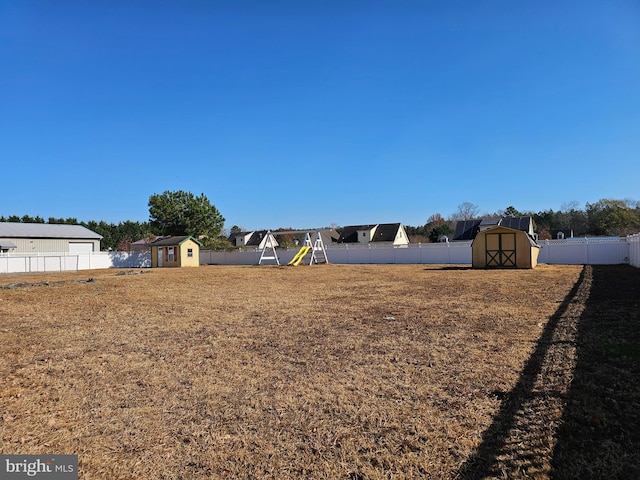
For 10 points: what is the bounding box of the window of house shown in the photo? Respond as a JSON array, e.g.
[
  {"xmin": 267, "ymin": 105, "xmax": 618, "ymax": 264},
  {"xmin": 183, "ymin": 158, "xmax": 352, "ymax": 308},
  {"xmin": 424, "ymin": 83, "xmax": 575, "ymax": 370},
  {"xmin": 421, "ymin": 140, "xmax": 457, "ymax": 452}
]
[
  {"xmin": 168, "ymin": 247, "xmax": 175, "ymax": 262},
  {"xmin": 187, "ymin": 248, "xmax": 193, "ymax": 258}
]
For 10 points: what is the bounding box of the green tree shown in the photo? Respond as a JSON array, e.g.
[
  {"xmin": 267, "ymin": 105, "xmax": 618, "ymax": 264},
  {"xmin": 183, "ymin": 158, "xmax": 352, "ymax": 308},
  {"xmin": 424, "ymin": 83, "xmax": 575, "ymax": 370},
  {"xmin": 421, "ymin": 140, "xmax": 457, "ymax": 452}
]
[
  {"xmin": 48, "ymin": 217, "xmax": 79, "ymax": 224},
  {"xmin": 501, "ymin": 205, "xmax": 522, "ymax": 218},
  {"xmin": 21, "ymin": 214, "xmax": 45, "ymax": 223},
  {"xmin": 404, "ymin": 224, "xmax": 427, "ymax": 243},
  {"xmin": 424, "ymin": 213, "xmax": 454, "ymax": 242},
  {"xmin": 85, "ymin": 220, "xmax": 117, "ymax": 250},
  {"xmin": 273, "ymin": 227, "xmax": 297, "ymax": 248},
  {"xmin": 148, "ymin": 190, "xmax": 225, "ymax": 240},
  {"xmin": 586, "ymin": 199, "xmax": 640, "ymax": 236}
]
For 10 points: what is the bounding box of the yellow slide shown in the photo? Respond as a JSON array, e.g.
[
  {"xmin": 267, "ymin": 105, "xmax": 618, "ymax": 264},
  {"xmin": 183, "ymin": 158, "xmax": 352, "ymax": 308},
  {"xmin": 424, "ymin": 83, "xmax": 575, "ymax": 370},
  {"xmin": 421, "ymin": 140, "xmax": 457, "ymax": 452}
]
[{"xmin": 288, "ymin": 246, "xmax": 312, "ymax": 266}]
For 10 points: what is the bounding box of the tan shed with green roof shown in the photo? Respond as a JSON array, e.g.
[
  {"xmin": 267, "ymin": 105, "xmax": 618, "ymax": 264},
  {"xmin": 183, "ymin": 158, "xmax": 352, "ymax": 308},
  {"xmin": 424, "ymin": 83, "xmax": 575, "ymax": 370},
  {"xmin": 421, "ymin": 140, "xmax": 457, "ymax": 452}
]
[{"xmin": 150, "ymin": 236, "xmax": 202, "ymax": 268}]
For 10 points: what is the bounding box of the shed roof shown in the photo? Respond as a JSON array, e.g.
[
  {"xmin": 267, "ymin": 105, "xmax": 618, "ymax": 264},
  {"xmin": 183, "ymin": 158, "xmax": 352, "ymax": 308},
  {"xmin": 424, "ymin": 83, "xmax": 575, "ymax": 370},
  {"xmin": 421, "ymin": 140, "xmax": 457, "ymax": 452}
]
[
  {"xmin": 0, "ymin": 240, "xmax": 17, "ymax": 249},
  {"xmin": 149, "ymin": 235, "xmax": 202, "ymax": 247},
  {"xmin": 0, "ymin": 222, "xmax": 102, "ymax": 239}
]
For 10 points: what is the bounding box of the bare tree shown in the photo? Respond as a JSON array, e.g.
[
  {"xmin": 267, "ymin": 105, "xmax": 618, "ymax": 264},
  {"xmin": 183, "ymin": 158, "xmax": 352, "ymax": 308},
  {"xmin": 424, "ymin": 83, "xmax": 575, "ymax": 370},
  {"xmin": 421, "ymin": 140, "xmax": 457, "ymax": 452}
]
[{"xmin": 450, "ymin": 202, "xmax": 480, "ymax": 221}]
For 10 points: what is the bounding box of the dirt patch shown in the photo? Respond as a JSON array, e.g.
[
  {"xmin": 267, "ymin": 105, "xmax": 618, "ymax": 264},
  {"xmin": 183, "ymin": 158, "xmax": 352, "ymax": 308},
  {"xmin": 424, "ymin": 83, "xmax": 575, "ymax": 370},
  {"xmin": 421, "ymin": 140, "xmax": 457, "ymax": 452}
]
[{"xmin": 1, "ymin": 264, "xmax": 637, "ymax": 479}]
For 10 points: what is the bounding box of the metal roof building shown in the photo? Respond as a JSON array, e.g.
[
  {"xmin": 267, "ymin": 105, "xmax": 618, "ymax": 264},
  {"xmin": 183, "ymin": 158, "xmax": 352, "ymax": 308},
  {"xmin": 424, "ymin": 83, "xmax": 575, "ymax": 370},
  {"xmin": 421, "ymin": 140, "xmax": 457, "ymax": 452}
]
[{"xmin": 0, "ymin": 222, "xmax": 102, "ymax": 253}]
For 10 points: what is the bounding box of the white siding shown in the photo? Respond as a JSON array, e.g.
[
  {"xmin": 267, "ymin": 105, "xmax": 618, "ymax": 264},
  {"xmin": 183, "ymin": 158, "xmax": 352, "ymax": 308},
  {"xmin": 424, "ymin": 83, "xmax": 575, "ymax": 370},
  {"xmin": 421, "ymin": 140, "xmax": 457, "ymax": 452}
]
[
  {"xmin": 0, "ymin": 238, "xmax": 100, "ymax": 253},
  {"xmin": 69, "ymin": 242, "xmax": 95, "ymax": 253}
]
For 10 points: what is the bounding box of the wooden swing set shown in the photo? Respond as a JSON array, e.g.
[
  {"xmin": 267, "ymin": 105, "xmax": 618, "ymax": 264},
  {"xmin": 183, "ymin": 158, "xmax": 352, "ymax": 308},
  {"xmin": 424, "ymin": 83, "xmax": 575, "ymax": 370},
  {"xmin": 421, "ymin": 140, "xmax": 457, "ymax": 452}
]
[{"xmin": 258, "ymin": 230, "xmax": 329, "ymax": 266}]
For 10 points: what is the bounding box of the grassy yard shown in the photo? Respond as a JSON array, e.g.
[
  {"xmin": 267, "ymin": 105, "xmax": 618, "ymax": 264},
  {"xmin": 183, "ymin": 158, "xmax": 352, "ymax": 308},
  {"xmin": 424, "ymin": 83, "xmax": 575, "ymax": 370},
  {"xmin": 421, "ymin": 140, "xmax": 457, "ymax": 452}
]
[{"xmin": 1, "ymin": 264, "xmax": 638, "ymax": 479}]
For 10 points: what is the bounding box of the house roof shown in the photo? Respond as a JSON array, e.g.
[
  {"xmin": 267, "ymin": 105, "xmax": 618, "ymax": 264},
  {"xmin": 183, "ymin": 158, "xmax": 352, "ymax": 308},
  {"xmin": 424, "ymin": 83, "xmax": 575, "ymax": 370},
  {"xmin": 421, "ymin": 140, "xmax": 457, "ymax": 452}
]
[
  {"xmin": 149, "ymin": 235, "xmax": 202, "ymax": 247},
  {"xmin": 501, "ymin": 217, "xmax": 533, "ymax": 232},
  {"xmin": 479, "ymin": 217, "xmax": 501, "ymax": 227},
  {"xmin": 337, "ymin": 223, "xmax": 403, "ymax": 243},
  {"xmin": 315, "ymin": 229, "xmax": 340, "ymax": 245},
  {"xmin": 473, "ymin": 225, "xmax": 540, "ymax": 248},
  {"xmin": 228, "ymin": 230, "xmax": 270, "ymax": 246},
  {"xmin": 227, "ymin": 231, "xmax": 244, "ymax": 243},
  {"xmin": 453, "ymin": 220, "xmax": 482, "ymax": 241},
  {"xmin": 131, "ymin": 236, "xmax": 161, "ymax": 246},
  {"xmin": 337, "ymin": 224, "xmax": 376, "ymax": 243},
  {"xmin": 453, "ymin": 217, "xmax": 534, "ymax": 241},
  {"xmin": 0, "ymin": 222, "xmax": 102, "ymax": 240},
  {"xmin": 373, "ymin": 223, "xmax": 404, "ymax": 242}
]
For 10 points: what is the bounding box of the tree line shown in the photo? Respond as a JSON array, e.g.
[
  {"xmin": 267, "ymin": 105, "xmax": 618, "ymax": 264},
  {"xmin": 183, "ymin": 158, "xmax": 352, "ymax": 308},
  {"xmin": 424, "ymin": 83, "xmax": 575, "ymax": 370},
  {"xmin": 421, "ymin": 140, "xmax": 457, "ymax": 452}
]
[
  {"xmin": 405, "ymin": 199, "xmax": 640, "ymax": 243},
  {"xmin": 2, "ymin": 194, "xmax": 639, "ymax": 250},
  {"xmin": 1, "ymin": 191, "xmax": 228, "ymax": 251},
  {"xmin": 0, "ymin": 214, "xmax": 158, "ymax": 252}
]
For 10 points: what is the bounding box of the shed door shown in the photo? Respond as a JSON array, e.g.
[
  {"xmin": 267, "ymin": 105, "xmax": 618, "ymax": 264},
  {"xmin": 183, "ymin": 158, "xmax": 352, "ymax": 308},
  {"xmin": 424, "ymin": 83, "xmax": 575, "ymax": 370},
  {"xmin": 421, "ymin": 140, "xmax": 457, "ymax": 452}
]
[
  {"xmin": 157, "ymin": 247, "xmax": 164, "ymax": 267},
  {"xmin": 486, "ymin": 233, "xmax": 516, "ymax": 267}
]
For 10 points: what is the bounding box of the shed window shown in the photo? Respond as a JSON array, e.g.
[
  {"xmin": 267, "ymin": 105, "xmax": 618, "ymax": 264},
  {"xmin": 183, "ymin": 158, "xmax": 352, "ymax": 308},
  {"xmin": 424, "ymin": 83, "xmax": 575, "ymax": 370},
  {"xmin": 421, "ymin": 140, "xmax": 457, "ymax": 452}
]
[
  {"xmin": 187, "ymin": 248, "xmax": 193, "ymax": 258},
  {"xmin": 168, "ymin": 247, "xmax": 175, "ymax": 262}
]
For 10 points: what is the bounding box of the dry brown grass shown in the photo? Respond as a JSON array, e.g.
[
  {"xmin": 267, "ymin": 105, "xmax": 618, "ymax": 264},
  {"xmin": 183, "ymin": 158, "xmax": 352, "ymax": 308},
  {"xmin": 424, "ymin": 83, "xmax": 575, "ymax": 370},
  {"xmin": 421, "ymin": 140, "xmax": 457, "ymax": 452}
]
[{"xmin": 0, "ymin": 264, "xmax": 636, "ymax": 479}]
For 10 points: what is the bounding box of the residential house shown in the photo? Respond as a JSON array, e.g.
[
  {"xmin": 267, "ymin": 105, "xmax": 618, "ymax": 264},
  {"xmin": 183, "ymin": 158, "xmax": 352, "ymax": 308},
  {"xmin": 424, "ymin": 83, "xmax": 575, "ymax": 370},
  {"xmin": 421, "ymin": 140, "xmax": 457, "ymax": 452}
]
[
  {"xmin": 228, "ymin": 231, "xmax": 279, "ymax": 249},
  {"xmin": 453, "ymin": 217, "xmax": 536, "ymax": 241},
  {"xmin": 130, "ymin": 236, "xmax": 162, "ymax": 253},
  {"xmin": 336, "ymin": 223, "xmax": 410, "ymax": 247}
]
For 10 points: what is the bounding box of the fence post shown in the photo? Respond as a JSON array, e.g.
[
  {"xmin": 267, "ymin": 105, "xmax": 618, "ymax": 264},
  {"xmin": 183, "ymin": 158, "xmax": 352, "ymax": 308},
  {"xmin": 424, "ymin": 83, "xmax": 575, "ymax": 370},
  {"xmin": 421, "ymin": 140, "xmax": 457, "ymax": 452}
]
[{"xmin": 585, "ymin": 238, "xmax": 589, "ymax": 264}]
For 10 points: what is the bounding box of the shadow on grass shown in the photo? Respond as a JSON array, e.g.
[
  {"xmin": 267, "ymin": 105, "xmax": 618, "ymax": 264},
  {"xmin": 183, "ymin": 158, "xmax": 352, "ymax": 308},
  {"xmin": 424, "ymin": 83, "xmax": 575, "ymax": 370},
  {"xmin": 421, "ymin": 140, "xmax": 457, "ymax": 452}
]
[
  {"xmin": 426, "ymin": 266, "xmax": 473, "ymax": 271},
  {"xmin": 551, "ymin": 265, "xmax": 640, "ymax": 479},
  {"xmin": 456, "ymin": 265, "xmax": 640, "ymax": 479}
]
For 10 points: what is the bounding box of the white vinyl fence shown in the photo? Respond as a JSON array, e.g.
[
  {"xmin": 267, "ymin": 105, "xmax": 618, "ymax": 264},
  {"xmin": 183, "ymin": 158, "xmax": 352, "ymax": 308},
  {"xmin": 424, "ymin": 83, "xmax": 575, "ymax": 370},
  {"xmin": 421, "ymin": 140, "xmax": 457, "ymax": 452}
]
[
  {"xmin": 629, "ymin": 233, "xmax": 640, "ymax": 268},
  {"xmin": 537, "ymin": 237, "xmax": 630, "ymax": 265},
  {"xmin": 199, "ymin": 242, "xmax": 475, "ymax": 266},
  {"xmin": 201, "ymin": 235, "xmax": 639, "ymax": 267},
  {"xmin": 3, "ymin": 234, "xmax": 640, "ymax": 274},
  {"xmin": 0, "ymin": 251, "xmax": 151, "ymax": 274}
]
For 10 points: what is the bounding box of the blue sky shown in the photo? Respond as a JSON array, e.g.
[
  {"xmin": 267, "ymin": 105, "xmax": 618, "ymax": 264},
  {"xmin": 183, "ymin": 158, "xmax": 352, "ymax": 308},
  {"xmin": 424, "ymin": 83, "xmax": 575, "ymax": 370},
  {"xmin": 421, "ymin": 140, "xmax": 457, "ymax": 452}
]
[{"xmin": 2, "ymin": 1, "xmax": 639, "ymax": 231}]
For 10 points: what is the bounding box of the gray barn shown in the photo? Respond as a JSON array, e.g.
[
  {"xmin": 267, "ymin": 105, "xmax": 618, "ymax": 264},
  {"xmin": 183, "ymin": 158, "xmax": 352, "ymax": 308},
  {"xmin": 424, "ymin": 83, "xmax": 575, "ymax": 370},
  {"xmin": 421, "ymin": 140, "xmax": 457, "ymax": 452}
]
[{"xmin": 0, "ymin": 223, "xmax": 102, "ymax": 253}]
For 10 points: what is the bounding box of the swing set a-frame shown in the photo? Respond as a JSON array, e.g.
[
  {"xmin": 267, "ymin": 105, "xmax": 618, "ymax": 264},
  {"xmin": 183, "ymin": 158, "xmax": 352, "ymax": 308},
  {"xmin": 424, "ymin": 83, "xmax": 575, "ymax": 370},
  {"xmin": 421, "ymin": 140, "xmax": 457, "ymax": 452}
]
[{"xmin": 258, "ymin": 230, "xmax": 329, "ymax": 266}]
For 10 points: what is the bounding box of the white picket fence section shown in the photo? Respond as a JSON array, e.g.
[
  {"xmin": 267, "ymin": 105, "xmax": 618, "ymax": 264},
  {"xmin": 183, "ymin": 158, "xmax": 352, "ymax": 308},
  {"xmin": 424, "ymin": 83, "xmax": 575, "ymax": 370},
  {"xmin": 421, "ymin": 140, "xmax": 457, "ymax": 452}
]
[{"xmin": 2, "ymin": 234, "xmax": 639, "ymax": 274}]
